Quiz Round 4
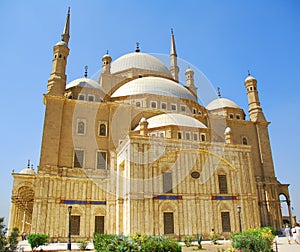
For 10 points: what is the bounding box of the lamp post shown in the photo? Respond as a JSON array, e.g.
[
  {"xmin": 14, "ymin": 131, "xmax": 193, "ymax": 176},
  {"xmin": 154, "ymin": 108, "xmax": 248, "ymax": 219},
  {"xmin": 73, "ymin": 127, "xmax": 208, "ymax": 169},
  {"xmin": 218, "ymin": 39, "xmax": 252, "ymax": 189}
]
[
  {"xmin": 67, "ymin": 206, "xmax": 72, "ymax": 250},
  {"xmin": 237, "ymin": 206, "xmax": 242, "ymax": 233}
]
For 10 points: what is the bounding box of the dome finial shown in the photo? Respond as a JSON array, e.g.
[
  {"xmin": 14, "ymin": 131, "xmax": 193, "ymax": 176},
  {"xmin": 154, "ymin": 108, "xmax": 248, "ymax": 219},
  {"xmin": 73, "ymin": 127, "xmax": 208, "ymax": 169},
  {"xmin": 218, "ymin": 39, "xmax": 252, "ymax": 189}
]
[
  {"xmin": 135, "ymin": 42, "xmax": 140, "ymax": 52},
  {"xmin": 106, "ymin": 49, "xmax": 109, "ymax": 54},
  {"xmin": 248, "ymin": 70, "xmax": 251, "ymax": 76},
  {"xmin": 27, "ymin": 159, "xmax": 30, "ymax": 168},
  {"xmin": 217, "ymin": 87, "xmax": 221, "ymax": 98},
  {"xmin": 84, "ymin": 65, "xmax": 88, "ymax": 78}
]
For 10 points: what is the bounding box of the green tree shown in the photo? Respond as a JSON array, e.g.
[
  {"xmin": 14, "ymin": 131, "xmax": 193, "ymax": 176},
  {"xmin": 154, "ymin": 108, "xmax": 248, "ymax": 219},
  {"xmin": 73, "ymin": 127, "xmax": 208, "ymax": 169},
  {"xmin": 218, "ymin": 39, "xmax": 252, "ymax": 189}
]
[
  {"xmin": 8, "ymin": 227, "xmax": 19, "ymax": 252},
  {"xmin": 0, "ymin": 217, "xmax": 8, "ymax": 252},
  {"xmin": 27, "ymin": 234, "xmax": 48, "ymax": 251}
]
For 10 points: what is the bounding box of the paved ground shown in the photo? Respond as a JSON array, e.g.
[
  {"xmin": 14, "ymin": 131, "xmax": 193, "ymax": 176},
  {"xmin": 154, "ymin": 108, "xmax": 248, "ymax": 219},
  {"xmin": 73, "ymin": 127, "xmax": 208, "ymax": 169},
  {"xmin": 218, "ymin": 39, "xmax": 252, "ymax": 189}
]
[
  {"xmin": 17, "ymin": 236, "xmax": 300, "ymax": 251},
  {"xmin": 273, "ymin": 236, "xmax": 300, "ymax": 252}
]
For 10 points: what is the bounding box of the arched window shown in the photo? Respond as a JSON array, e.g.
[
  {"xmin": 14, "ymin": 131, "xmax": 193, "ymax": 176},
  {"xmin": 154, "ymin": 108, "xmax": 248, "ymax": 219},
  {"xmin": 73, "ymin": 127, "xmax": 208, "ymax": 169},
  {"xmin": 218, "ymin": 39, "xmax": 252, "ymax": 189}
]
[
  {"xmin": 163, "ymin": 212, "xmax": 174, "ymax": 234},
  {"xmin": 151, "ymin": 101, "xmax": 157, "ymax": 108},
  {"xmin": 163, "ymin": 172, "xmax": 172, "ymax": 193},
  {"xmin": 77, "ymin": 121, "xmax": 85, "ymax": 134},
  {"xmin": 201, "ymin": 134, "xmax": 206, "ymax": 142},
  {"xmin": 99, "ymin": 123, "xmax": 106, "ymax": 136},
  {"xmin": 218, "ymin": 175, "xmax": 228, "ymax": 194},
  {"xmin": 242, "ymin": 137, "xmax": 248, "ymax": 145}
]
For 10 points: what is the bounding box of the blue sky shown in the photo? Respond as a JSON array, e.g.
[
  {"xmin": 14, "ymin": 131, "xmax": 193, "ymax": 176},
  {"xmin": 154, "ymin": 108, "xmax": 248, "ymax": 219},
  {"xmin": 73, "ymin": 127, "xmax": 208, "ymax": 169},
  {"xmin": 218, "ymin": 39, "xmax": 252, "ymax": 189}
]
[{"xmin": 0, "ymin": 0, "xmax": 299, "ymax": 225}]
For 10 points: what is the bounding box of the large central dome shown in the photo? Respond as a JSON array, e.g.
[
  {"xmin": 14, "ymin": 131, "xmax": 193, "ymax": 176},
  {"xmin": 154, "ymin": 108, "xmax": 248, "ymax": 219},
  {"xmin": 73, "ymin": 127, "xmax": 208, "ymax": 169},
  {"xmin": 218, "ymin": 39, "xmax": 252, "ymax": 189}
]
[
  {"xmin": 111, "ymin": 76, "xmax": 197, "ymax": 102},
  {"xmin": 111, "ymin": 52, "xmax": 171, "ymax": 76}
]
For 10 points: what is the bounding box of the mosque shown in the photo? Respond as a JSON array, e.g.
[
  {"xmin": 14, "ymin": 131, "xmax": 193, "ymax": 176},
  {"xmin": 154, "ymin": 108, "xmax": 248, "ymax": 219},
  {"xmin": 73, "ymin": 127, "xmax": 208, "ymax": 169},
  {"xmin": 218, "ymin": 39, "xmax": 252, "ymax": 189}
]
[{"xmin": 8, "ymin": 9, "xmax": 292, "ymax": 240}]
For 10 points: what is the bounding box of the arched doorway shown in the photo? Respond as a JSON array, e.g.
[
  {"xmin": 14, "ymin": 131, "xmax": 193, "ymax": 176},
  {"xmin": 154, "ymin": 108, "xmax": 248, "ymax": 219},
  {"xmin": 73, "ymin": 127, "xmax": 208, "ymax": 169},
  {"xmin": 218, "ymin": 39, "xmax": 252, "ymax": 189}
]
[
  {"xmin": 279, "ymin": 193, "xmax": 292, "ymax": 227},
  {"xmin": 12, "ymin": 186, "xmax": 34, "ymax": 233}
]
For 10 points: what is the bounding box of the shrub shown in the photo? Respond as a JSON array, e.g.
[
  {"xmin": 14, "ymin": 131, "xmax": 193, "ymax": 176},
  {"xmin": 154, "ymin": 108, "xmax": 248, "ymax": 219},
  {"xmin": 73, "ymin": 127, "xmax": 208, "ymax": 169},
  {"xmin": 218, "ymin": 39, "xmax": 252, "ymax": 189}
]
[
  {"xmin": 93, "ymin": 233, "xmax": 181, "ymax": 252},
  {"xmin": 183, "ymin": 235, "xmax": 193, "ymax": 247},
  {"xmin": 77, "ymin": 238, "xmax": 89, "ymax": 250},
  {"xmin": 231, "ymin": 227, "xmax": 275, "ymax": 252},
  {"xmin": 27, "ymin": 233, "xmax": 48, "ymax": 251}
]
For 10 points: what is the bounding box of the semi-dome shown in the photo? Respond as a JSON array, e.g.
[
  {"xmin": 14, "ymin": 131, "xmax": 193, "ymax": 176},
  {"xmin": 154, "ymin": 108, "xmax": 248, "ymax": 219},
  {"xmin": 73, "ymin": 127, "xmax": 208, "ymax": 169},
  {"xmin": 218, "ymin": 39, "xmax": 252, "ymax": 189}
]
[
  {"xmin": 206, "ymin": 97, "xmax": 240, "ymax": 110},
  {"xmin": 111, "ymin": 52, "xmax": 171, "ymax": 76},
  {"xmin": 135, "ymin": 113, "xmax": 207, "ymax": 130},
  {"xmin": 66, "ymin": 78, "xmax": 105, "ymax": 91},
  {"xmin": 111, "ymin": 76, "xmax": 197, "ymax": 102},
  {"xmin": 19, "ymin": 168, "xmax": 36, "ymax": 175}
]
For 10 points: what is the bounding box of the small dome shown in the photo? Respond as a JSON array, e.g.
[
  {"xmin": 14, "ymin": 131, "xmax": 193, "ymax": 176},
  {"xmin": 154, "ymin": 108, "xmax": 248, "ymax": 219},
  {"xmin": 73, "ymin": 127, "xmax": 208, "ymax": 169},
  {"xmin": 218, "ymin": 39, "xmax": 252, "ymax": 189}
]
[
  {"xmin": 102, "ymin": 53, "xmax": 112, "ymax": 60},
  {"xmin": 55, "ymin": 41, "xmax": 67, "ymax": 47},
  {"xmin": 206, "ymin": 98, "xmax": 240, "ymax": 110},
  {"xmin": 245, "ymin": 74, "xmax": 256, "ymax": 82},
  {"xmin": 224, "ymin": 127, "xmax": 232, "ymax": 134},
  {"xmin": 111, "ymin": 76, "xmax": 197, "ymax": 102},
  {"xmin": 140, "ymin": 117, "xmax": 147, "ymax": 123},
  {"xmin": 185, "ymin": 67, "xmax": 194, "ymax": 73},
  {"xmin": 111, "ymin": 52, "xmax": 171, "ymax": 76},
  {"xmin": 135, "ymin": 113, "xmax": 207, "ymax": 130},
  {"xmin": 66, "ymin": 78, "xmax": 106, "ymax": 91},
  {"xmin": 19, "ymin": 168, "xmax": 36, "ymax": 175}
]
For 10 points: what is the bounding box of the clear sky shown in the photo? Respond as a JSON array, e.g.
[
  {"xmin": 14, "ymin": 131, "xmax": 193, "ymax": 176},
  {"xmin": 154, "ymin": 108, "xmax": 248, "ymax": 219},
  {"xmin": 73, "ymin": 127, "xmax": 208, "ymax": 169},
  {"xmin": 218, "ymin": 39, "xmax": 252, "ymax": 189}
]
[{"xmin": 0, "ymin": 0, "xmax": 299, "ymax": 225}]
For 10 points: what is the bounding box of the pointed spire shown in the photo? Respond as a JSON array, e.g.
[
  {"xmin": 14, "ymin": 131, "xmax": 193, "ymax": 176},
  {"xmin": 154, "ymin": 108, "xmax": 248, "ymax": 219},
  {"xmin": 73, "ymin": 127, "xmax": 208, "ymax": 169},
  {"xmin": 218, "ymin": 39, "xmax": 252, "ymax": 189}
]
[
  {"xmin": 135, "ymin": 42, "xmax": 140, "ymax": 52},
  {"xmin": 217, "ymin": 87, "xmax": 221, "ymax": 98},
  {"xmin": 170, "ymin": 28, "xmax": 177, "ymax": 56},
  {"xmin": 61, "ymin": 7, "xmax": 70, "ymax": 45},
  {"xmin": 170, "ymin": 29, "xmax": 179, "ymax": 81}
]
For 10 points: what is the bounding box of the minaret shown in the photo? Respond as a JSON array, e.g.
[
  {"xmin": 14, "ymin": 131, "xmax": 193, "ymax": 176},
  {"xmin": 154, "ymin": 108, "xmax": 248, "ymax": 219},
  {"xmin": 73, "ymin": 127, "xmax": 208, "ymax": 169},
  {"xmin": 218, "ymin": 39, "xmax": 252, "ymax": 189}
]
[
  {"xmin": 102, "ymin": 50, "xmax": 112, "ymax": 74},
  {"xmin": 139, "ymin": 117, "xmax": 149, "ymax": 136},
  {"xmin": 39, "ymin": 8, "xmax": 70, "ymax": 169},
  {"xmin": 224, "ymin": 127, "xmax": 233, "ymax": 144},
  {"xmin": 47, "ymin": 8, "xmax": 70, "ymax": 96},
  {"xmin": 185, "ymin": 66, "xmax": 197, "ymax": 99},
  {"xmin": 170, "ymin": 29, "xmax": 179, "ymax": 81},
  {"xmin": 244, "ymin": 71, "xmax": 266, "ymax": 122}
]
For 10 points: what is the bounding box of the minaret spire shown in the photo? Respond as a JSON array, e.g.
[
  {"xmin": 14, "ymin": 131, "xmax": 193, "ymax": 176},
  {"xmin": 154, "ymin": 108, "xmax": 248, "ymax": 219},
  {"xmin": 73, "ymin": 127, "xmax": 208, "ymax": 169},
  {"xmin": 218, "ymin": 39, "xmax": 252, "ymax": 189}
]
[
  {"xmin": 170, "ymin": 28, "xmax": 179, "ymax": 81},
  {"xmin": 61, "ymin": 7, "xmax": 70, "ymax": 45},
  {"xmin": 47, "ymin": 8, "xmax": 70, "ymax": 96},
  {"xmin": 170, "ymin": 28, "xmax": 177, "ymax": 57}
]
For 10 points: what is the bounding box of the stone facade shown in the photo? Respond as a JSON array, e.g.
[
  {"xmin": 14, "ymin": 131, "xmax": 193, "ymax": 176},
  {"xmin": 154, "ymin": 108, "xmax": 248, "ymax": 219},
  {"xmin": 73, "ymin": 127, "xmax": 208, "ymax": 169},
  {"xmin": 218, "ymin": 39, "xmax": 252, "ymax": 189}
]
[{"xmin": 8, "ymin": 10, "xmax": 291, "ymax": 240}]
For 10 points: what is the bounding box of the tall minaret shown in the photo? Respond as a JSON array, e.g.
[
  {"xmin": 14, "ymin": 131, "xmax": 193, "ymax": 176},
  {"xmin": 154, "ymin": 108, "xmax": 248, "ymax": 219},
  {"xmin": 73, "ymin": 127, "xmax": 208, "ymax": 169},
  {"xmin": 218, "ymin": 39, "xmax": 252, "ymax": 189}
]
[
  {"xmin": 47, "ymin": 8, "xmax": 70, "ymax": 96},
  {"xmin": 39, "ymin": 8, "xmax": 71, "ymax": 169},
  {"xmin": 170, "ymin": 29, "xmax": 179, "ymax": 81},
  {"xmin": 244, "ymin": 71, "xmax": 266, "ymax": 122}
]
